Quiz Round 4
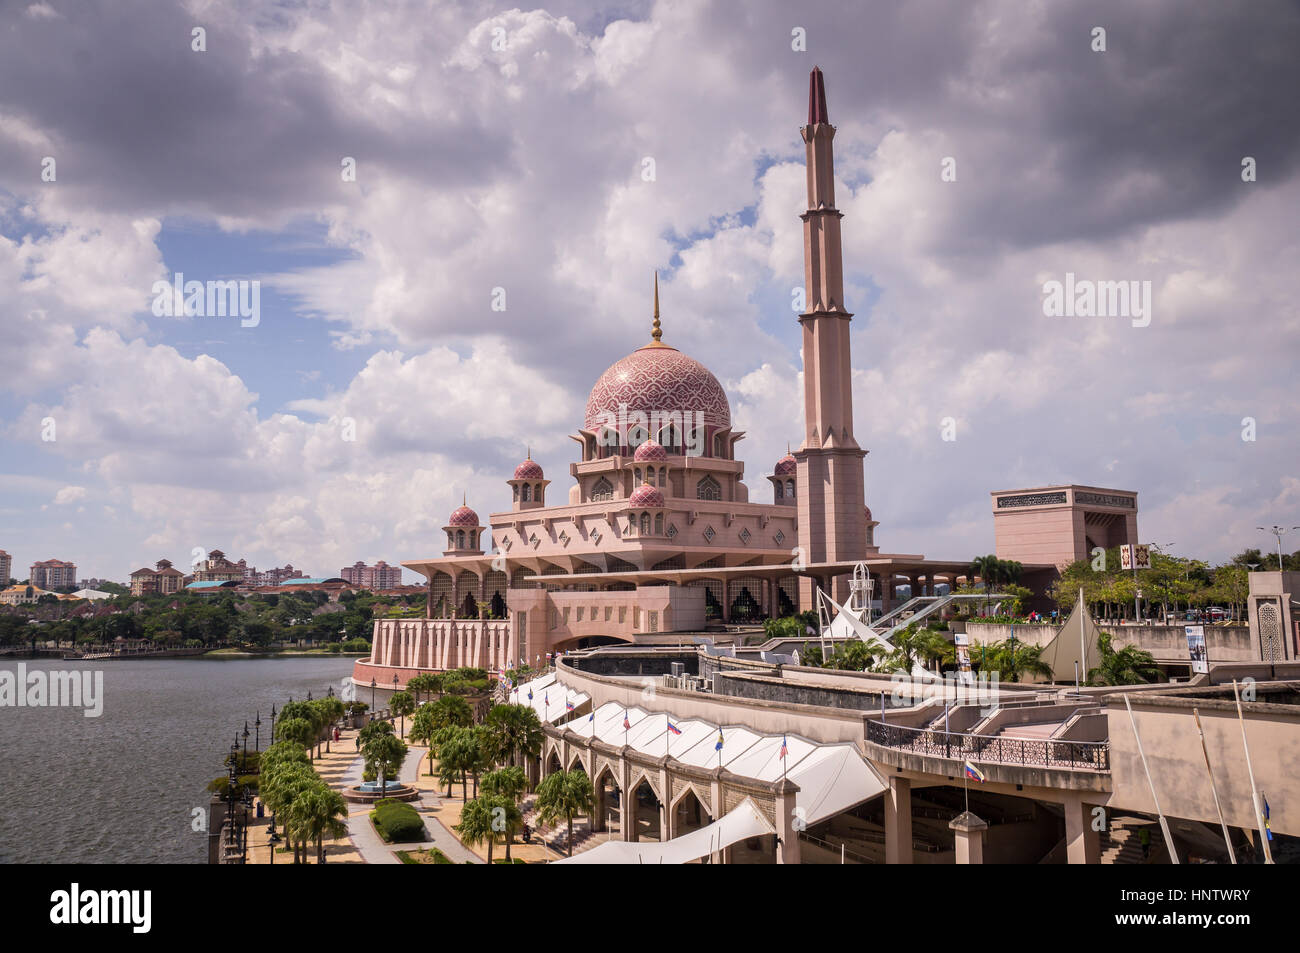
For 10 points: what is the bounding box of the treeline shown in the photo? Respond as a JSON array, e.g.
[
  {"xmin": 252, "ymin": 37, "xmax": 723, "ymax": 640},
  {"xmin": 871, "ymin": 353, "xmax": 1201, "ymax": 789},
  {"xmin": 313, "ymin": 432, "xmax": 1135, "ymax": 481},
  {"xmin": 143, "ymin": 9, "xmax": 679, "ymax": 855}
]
[{"xmin": 0, "ymin": 588, "xmax": 426, "ymax": 649}]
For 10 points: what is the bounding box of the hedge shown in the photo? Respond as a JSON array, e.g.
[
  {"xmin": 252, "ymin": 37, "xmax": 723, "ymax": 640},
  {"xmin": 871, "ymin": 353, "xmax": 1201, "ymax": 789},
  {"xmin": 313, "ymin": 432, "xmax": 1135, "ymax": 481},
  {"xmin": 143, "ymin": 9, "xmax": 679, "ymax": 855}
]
[{"xmin": 371, "ymin": 799, "xmax": 425, "ymax": 843}]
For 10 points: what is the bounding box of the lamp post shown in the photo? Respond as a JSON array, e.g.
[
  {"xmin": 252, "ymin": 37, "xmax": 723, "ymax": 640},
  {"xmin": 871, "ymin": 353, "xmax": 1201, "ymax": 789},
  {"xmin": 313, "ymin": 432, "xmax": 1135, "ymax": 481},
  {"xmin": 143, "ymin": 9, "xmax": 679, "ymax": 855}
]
[
  {"xmin": 370, "ymin": 677, "xmax": 376, "ymax": 711},
  {"xmin": 1257, "ymin": 525, "xmax": 1299, "ymax": 573},
  {"xmin": 270, "ymin": 703, "xmax": 277, "ymax": 744},
  {"xmin": 392, "ymin": 674, "xmax": 399, "ymax": 723},
  {"xmin": 254, "ymin": 711, "xmax": 261, "ymax": 752},
  {"xmin": 242, "ymin": 721, "xmax": 249, "ymax": 764}
]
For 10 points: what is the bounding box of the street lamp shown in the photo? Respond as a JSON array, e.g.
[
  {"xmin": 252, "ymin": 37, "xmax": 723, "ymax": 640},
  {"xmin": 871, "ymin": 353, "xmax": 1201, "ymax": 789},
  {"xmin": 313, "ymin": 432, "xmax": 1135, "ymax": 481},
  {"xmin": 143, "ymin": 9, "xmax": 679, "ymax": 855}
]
[
  {"xmin": 1256, "ymin": 525, "xmax": 1299, "ymax": 572},
  {"xmin": 370, "ymin": 677, "xmax": 377, "ymax": 711},
  {"xmin": 242, "ymin": 721, "xmax": 249, "ymax": 764},
  {"xmin": 254, "ymin": 711, "xmax": 261, "ymax": 752}
]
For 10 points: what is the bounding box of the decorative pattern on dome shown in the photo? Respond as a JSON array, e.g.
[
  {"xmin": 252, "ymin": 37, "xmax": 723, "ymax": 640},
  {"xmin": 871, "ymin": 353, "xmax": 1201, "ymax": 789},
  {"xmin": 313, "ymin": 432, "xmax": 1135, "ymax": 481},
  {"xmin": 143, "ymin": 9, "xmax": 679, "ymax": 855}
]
[
  {"xmin": 513, "ymin": 458, "xmax": 544, "ymax": 480},
  {"xmin": 633, "ymin": 439, "xmax": 667, "ymax": 462},
  {"xmin": 628, "ymin": 483, "xmax": 666, "ymax": 507},
  {"xmin": 447, "ymin": 505, "xmax": 480, "ymax": 526},
  {"xmin": 774, "ymin": 453, "xmax": 797, "ymax": 475},
  {"xmin": 864, "ymin": 505, "xmax": 873, "ymax": 521},
  {"xmin": 584, "ymin": 345, "xmax": 731, "ymax": 432}
]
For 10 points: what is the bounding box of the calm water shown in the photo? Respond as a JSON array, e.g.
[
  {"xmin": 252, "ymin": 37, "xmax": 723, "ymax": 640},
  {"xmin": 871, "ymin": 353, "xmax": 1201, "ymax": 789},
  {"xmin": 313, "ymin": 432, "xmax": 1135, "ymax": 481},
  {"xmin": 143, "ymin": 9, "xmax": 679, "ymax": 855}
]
[{"xmin": 0, "ymin": 656, "xmax": 356, "ymax": 864}]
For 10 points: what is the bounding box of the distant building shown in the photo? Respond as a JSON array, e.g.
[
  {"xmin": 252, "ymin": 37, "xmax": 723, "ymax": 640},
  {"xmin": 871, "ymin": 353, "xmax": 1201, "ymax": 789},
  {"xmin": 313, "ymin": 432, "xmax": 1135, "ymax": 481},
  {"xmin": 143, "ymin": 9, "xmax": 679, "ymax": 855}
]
[
  {"xmin": 71, "ymin": 589, "xmax": 113, "ymax": 601},
  {"xmin": 340, "ymin": 560, "xmax": 403, "ymax": 589},
  {"xmin": 30, "ymin": 559, "xmax": 77, "ymax": 590},
  {"xmin": 0, "ymin": 550, "xmax": 11, "ymax": 585},
  {"xmin": 191, "ymin": 550, "xmax": 245, "ymax": 583},
  {"xmin": 258, "ymin": 564, "xmax": 307, "ymax": 586},
  {"xmin": 0, "ymin": 584, "xmax": 77, "ymax": 605},
  {"xmin": 129, "ymin": 559, "xmax": 186, "ymax": 596}
]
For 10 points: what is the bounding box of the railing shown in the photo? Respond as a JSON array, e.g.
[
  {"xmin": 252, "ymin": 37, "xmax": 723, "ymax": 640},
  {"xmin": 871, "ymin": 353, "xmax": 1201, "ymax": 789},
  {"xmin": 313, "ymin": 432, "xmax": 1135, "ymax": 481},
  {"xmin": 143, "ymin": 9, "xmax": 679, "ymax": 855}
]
[{"xmin": 866, "ymin": 718, "xmax": 1109, "ymax": 771}]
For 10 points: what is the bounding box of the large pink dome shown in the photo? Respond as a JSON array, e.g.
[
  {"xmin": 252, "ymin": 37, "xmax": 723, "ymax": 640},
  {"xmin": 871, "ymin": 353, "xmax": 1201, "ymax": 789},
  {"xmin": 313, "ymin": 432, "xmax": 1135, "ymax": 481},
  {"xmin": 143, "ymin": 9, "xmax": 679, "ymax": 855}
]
[{"xmin": 584, "ymin": 344, "xmax": 731, "ymax": 432}]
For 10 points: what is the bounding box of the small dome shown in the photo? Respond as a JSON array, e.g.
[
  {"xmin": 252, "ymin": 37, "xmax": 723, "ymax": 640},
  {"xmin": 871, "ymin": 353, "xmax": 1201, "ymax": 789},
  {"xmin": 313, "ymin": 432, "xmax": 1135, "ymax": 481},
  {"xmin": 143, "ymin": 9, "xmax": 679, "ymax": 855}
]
[
  {"xmin": 514, "ymin": 458, "xmax": 544, "ymax": 480},
  {"xmin": 448, "ymin": 504, "xmax": 480, "ymax": 527},
  {"xmin": 864, "ymin": 505, "xmax": 873, "ymax": 521},
  {"xmin": 633, "ymin": 439, "xmax": 667, "ymax": 462},
  {"xmin": 774, "ymin": 453, "xmax": 797, "ymax": 476},
  {"xmin": 628, "ymin": 483, "xmax": 666, "ymax": 507}
]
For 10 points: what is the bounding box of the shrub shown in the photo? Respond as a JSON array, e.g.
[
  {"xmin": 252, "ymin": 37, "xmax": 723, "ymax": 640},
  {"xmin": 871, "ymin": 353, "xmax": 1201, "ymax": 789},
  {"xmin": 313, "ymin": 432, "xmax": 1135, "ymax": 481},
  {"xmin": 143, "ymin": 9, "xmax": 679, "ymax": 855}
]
[
  {"xmin": 371, "ymin": 799, "xmax": 425, "ymax": 843},
  {"xmin": 327, "ymin": 642, "xmax": 342, "ymax": 654},
  {"xmin": 342, "ymin": 638, "xmax": 371, "ymax": 653}
]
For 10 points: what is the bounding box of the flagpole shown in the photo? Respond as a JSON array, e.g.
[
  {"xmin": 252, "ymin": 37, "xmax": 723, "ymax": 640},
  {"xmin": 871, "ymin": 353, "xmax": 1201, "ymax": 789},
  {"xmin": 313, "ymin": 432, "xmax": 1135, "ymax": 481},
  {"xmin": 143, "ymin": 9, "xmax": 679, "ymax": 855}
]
[
  {"xmin": 1232, "ymin": 679, "xmax": 1274, "ymax": 863},
  {"xmin": 1122, "ymin": 694, "xmax": 1179, "ymax": 863},
  {"xmin": 1192, "ymin": 707, "xmax": 1236, "ymax": 864}
]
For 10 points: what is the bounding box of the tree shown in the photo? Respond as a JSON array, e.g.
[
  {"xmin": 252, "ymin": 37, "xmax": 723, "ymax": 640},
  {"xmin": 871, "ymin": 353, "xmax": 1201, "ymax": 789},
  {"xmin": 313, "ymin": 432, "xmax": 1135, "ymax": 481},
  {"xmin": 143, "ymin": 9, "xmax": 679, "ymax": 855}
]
[
  {"xmin": 390, "ymin": 691, "xmax": 415, "ymax": 738},
  {"xmin": 484, "ymin": 704, "xmax": 544, "ymax": 769},
  {"xmin": 430, "ymin": 694, "xmax": 474, "ymax": 731},
  {"xmin": 456, "ymin": 794, "xmax": 519, "ymax": 864},
  {"xmin": 260, "ymin": 761, "xmax": 317, "ymax": 863},
  {"xmin": 1088, "ymin": 633, "xmax": 1162, "ymax": 686},
  {"xmin": 437, "ymin": 729, "xmax": 478, "ymax": 801},
  {"xmin": 276, "ymin": 717, "xmax": 316, "ymax": 753},
  {"xmin": 361, "ymin": 733, "xmax": 408, "ymax": 799},
  {"xmin": 481, "ymin": 766, "xmax": 528, "ymax": 861},
  {"xmin": 535, "ymin": 770, "xmax": 594, "ymax": 857},
  {"xmin": 284, "ymin": 780, "xmax": 349, "ymax": 863}
]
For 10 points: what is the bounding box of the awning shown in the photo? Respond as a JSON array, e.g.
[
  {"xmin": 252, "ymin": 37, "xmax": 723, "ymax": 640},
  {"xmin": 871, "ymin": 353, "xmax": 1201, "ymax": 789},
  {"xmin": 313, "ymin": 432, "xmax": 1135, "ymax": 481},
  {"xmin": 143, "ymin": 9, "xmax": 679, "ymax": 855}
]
[
  {"xmin": 506, "ymin": 673, "xmax": 590, "ymax": 725},
  {"xmin": 552, "ymin": 797, "xmax": 774, "ymax": 865}
]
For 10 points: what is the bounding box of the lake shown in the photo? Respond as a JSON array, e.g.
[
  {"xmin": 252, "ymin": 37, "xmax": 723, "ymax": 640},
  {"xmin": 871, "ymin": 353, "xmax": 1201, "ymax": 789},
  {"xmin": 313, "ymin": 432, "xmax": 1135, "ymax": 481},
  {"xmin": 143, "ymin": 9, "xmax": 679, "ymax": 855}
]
[{"xmin": 0, "ymin": 655, "xmax": 357, "ymax": 864}]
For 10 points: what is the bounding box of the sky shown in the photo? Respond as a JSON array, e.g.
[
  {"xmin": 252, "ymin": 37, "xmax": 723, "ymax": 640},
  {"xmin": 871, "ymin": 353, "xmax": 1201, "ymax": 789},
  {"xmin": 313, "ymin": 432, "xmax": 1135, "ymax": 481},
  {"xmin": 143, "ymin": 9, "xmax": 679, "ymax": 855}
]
[{"xmin": 0, "ymin": 0, "xmax": 1297, "ymax": 582}]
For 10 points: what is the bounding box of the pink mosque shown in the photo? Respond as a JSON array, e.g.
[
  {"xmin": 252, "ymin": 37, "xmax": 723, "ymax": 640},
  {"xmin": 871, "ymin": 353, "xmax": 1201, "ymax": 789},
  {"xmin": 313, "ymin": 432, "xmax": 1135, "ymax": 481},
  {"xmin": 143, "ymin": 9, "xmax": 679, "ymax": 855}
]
[{"xmin": 356, "ymin": 69, "xmax": 1119, "ymax": 685}]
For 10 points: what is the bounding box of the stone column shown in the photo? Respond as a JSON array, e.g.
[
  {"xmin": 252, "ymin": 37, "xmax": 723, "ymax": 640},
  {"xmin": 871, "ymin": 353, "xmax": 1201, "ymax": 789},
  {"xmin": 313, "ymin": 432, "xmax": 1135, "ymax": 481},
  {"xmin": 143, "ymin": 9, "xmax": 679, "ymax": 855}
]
[
  {"xmin": 1064, "ymin": 793, "xmax": 1101, "ymax": 864},
  {"xmin": 775, "ymin": 779, "xmax": 801, "ymax": 864},
  {"xmin": 884, "ymin": 775, "xmax": 913, "ymax": 864},
  {"xmin": 710, "ymin": 775, "xmax": 724, "ymax": 864},
  {"xmin": 949, "ymin": 811, "xmax": 988, "ymax": 863},
  {"xmin": 619, "ymin": 753, "xmax": 636, "ymax": 842}
]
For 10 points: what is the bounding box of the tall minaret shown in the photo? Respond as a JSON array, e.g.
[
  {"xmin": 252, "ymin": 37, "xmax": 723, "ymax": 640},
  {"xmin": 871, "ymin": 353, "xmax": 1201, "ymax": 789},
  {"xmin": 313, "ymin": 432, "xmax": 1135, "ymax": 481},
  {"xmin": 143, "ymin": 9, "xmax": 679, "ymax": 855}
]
[{"xmin": 795, "ymin": 67, "xmax": 867, "ymax": 608}]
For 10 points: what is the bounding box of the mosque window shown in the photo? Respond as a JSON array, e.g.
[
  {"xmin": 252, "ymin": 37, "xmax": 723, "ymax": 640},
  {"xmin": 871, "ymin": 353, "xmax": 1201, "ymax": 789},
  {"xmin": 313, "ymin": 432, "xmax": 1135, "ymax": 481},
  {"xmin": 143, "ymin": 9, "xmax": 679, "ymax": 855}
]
[
  {"xmin": 513, "ymin": 485, "xmax": 519, "ymax": 501},
  {"xmin": 654, "ymin": 513, "xmax": 663, "ymax": 535},
  {"xmin": 456, "ymin": 530, "xmax": 465, "ymax": 549},
  {"xmin": 534, "ymin": 483, "xmax": 543, "ymax": 502},
  {"xmin": 785, "ymin": 479, "xmax": 795, "ymax": 499},
  {"xmin": 774, "ymin": 481, "xmax": 784, "ymax": 499},
  {"xmin": 696, "ymin": 475, "xmax": 721, "ymax": 501},
  {"xmin": 713, "ymin": 434, "xmax": 726, "ymax": 458},
  {"xmin": 659, "ymin": 425, "xmax": 682, "ymax": 455},
  {"xmin": 640, "ymin": 513, "xmax": 651, "ymax": 535},
  {"xmin": 634, "ymin": 467, "xmax": 643, "ymax": 484},
  {"xmin": 521, "ymin": 483, "xmax": 531, "ymax": 502},
  {"xmin": 591, "ymin": 477, "xmax": 614, "ymax": 501}
]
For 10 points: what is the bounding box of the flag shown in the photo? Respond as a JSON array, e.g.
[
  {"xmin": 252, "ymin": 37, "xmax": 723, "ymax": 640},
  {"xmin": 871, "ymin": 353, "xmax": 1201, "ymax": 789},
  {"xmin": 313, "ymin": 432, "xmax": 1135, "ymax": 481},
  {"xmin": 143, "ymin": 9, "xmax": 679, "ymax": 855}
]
[
  {"xmin": 527, "ymin": 688, "xmax": 533, "ymax": 702},
  {"xmin": 623, "ymin": 711, "xmax": 631, "ymax": 730},
  {"xmin": 565, "ymin": 700, "xmax": 575, "ymax": 712},
  {"xmin": 588, "ymin": 711, "xmax": 595, "ymax": 723},
  {"xmin": 544, "ymin": 692, "xmax": 549, "ymax": 706},
  {"xmin": 715, "ymin": 730, "xmax": 724, "ymax": 751},
  {"xmin": 1264, "ymin": 794, "xmax": 1273, "ymax": 841},
  {"xmin": 779, "ymin": 735, "xmax": 788, "ymax": 759},
  {"xmin": 667, "ymin": 721, "xmax": 682, "ymax": 735},
  {"xmin": 963, "ymin": 761, "xmax": 985, "ymax": 783}
]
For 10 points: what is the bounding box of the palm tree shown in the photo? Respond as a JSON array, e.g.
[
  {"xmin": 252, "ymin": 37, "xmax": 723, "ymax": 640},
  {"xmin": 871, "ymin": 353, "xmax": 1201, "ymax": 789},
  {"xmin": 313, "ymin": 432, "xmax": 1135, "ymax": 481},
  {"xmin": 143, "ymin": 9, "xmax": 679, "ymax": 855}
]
[
  {"xmin": 390, "ymin": 691, "xmax": 415, "ymax": 739},
  {"xmin": 535, "ymin": 770, "xmax": 594, "ymax": 857},
  {"xmin": 431, "ymin": 694, "xmax": 474, "ymax": 731},
  {"xmin": 456, "ymin": 795, "xmax": 517, "ymax": 864},
  {"xmin": 361, "ymin": 732, "xmax": 407, "ymax": 798},
  {"xmin": 290, "ymin": 782, "xmax": 349, "ymax": 863},
  {"xmin": 260, "ymin": 761, "xmax": 317, "ymax": 863},
  {"xmin": 1001, "ymin": 641, "xmax": 1053, "ymax": 683},
  {"xmin": 484, "ymin": 704, "xmax": 544, "ymax": 769},
  {"xmin": 276, "ymin": 717, "xmax": 316, "ymax": 755},
  {"xmin": 481, "ymin": 766, "xmax": 528, "ymax": 860},
  {"xmin": 436, "ymin": 729, "xmax": 477, "ymax": 800},
  {"xmin": 1088, "ymin": 633, "xmax": 1162, "ymax": 685},
  {"xmin": 970, "ymin": 554, "xmax": 1000, "ymax": 613}
]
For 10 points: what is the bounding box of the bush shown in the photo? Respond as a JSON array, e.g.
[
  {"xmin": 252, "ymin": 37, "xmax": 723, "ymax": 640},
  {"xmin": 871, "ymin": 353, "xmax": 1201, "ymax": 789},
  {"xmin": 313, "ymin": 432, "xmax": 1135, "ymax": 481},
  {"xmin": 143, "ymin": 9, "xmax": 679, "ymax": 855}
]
[
  {"xmin": 327, "ymin": 642, "xmax": 342, "ymax": 654},
  {"xmin": 342, "ymin": 638, "xmax": 371, "ymax": 653},
  {"xmin": 371, "ymin": 799, "xmax": 425, "ymax": 843},
  {"xmin": 398, "ymin": 847, "xmax": 453, "ymax": 864}
]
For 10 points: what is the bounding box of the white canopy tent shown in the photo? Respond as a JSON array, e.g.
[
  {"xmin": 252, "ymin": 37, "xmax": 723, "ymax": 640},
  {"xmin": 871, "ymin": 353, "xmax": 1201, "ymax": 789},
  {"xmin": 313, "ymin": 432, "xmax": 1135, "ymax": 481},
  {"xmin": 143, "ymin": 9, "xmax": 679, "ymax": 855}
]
[
  {"xmin": 552, "ymin": 797, "xmax": 774, "ymax": 865},
  {"xmin": 506, "ymin": 673, "xmax": 590, "ymax": 725}
]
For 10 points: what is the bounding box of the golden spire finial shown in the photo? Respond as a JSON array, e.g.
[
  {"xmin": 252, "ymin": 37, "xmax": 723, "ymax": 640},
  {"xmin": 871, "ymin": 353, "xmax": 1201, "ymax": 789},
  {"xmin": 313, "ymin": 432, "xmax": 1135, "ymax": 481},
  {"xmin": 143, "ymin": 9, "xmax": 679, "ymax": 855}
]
[
  {"xmin": 651, "ymin": 270, "xmax": 662, "ymax": 343},
  {"xmin": 526, "ymin": 444, "xmax": 531, "ymax": 460},
  {"xmin": 462, "ymin": 491, "xmax": 467, "ymax": 506}
]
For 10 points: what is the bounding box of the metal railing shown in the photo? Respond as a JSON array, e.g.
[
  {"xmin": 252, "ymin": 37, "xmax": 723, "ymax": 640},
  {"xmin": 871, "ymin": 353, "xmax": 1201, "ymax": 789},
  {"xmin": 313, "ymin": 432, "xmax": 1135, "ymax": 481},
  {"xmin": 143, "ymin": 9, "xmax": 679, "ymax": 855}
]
[{"xmin": 866, "ymin": 718, "xmax": 1109, "ymax": 771}]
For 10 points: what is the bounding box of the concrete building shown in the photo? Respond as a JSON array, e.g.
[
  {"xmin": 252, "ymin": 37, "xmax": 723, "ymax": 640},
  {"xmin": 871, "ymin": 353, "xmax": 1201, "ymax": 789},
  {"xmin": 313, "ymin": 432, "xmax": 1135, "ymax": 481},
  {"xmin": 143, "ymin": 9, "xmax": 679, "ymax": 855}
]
[
  {"xmin": 191, "ymin": 550, "xmax": 245, "ymax": 583},
  {"xmin": 341, "ymin": 560, "xmax": 403, "ymax": 589},
  {"xmin": 129, "ymin": 558, "xmax": 186, "ymax": 596},
  {"xmin": 991, "ymin": 484, "xmax": 1139, "ymax": 569},
  {"xmin": 30, "ymin": 558, "xmax": 77, "ymax": 590},
  {"xmin": 0, "ymin": 549, "xmax": 11, "ymax": 585},
  {"xmin": 1246, "ymin": 570, "xmax": 1300, "ymax": 662}
]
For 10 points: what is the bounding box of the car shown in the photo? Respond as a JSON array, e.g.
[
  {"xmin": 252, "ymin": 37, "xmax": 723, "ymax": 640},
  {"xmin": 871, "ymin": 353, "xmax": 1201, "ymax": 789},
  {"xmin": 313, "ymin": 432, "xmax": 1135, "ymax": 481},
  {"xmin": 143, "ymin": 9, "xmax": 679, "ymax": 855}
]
[{"xmin": 1204, "ymin": 607, "xmax": 1229, "ymax": 622}]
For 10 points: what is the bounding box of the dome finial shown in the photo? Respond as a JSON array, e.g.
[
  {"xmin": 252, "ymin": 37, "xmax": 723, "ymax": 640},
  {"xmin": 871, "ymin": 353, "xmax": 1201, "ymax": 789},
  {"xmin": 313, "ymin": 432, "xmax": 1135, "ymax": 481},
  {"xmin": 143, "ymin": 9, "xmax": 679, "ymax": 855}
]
[
  {"xmin": 651, "ymin": 271, "xmax": 662, "ymax": 344},
  {"xmin": 526, "ymin": 444, "xmax": 531, "ymax": 460},
  {"xmin": 463, "ymin": 491, "xmax": 467, "ymax": 506}
]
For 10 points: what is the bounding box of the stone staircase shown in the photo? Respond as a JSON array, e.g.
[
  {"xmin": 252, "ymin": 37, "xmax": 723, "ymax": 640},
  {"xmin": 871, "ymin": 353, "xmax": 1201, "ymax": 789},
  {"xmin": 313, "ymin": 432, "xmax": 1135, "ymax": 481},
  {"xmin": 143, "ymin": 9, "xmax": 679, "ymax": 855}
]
[
  {"xmin": 520, "ymin": 795, "xmax": 602, "ymax": 857},
  {"xmin": 1100, "ymin": 819, "xmax": 1163, "ymax": 864}
]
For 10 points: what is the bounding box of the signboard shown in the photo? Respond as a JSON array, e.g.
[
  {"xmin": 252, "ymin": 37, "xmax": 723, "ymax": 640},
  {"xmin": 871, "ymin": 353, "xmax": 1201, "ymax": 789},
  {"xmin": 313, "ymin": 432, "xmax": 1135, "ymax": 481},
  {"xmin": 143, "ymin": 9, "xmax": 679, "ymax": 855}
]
[
  {"xmin": 1185, "ymin": 625, "xmax": 1208, "ymax": 674},
  {"xmin": 1120, "ymin": 543, "xmax": 1151, "ymax": 571}
]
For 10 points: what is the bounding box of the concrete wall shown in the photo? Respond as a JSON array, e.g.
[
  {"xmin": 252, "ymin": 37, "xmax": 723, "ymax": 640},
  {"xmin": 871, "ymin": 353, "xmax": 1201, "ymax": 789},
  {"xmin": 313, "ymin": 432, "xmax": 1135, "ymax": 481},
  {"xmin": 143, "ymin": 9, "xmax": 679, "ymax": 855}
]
[
  {"xmin": 965, "ymin": 621, "xmax": 1254, "ymax": 663},
  {"xmin": 1106, "ymin": 684, "xmax": 1300, "ymax": 836}
]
